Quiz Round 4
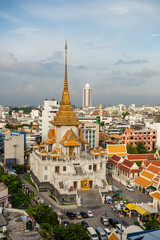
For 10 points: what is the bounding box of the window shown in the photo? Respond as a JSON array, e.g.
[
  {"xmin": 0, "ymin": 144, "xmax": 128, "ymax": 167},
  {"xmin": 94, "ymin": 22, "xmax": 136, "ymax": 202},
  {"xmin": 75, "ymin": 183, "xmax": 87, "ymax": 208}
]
[
  {"xmin": 42, "ymin": 157, "xmax": 46, "ymax": 160},
  {"xmin": 55, "ymin": 166, "xmax": 60, "ymax": 173},
  {"xmin": 148, "ymin": 142, "xmax": 150, "ymax": 144},
  {"xmin": 44, "ymin": 175, "xmax": 48, "ymax": 180},
  {"xmin": 44, "ymin": 166, "xmax": 48, "ymax": 170},
  {"xmin": 89, "ymin": 165, "xmax": 92, "ymax": 170},
  {"xmin": 63, "ymin": 166, "xmax": 66, "ymax": 171}
]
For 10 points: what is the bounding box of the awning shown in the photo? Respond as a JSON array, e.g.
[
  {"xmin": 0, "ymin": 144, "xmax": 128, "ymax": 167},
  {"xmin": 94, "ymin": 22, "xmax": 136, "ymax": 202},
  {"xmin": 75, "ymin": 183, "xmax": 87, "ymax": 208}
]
[
  {"xmin": 138, "ymin": 203, "xmax": 158, "ymax": 214},
  {"xmin": 126, "ymin": 203, "xmax": 136, "ymax": 210},
  {"xmin": 134, "ymin": 206, "xmax": 149, "ymax": 215},
  {"xmin": 147, "ymin": 186, "xmax": 157, "ymax": 191}
]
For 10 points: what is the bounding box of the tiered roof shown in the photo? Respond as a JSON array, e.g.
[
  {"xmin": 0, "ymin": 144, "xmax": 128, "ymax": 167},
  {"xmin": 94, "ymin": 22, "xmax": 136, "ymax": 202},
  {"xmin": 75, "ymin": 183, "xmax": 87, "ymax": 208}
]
[
  {"xmin": 106, "ymin": 144, "xmax": 127, "ymax": 157},
  {"xmin": 59, "ymin": 129, "xmax": 80, "ymax": 147}
]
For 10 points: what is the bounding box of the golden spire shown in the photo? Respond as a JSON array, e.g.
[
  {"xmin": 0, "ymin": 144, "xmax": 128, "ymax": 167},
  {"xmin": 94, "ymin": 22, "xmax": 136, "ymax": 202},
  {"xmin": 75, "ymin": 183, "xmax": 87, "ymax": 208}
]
[
  {"xmin": 61, "ymin": 40, "xmax": 71, "ymax": 105},
  {"xmin": 52, "ymin": 42, "xmax": 80, "ymax": 126}
]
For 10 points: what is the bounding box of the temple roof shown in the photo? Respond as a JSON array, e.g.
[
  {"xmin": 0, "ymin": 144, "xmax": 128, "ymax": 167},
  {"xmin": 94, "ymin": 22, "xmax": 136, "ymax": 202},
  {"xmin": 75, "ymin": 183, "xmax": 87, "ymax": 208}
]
[
  {"xmin": 52, "ymin": 42, "xmax": 80, "ymax": 126},
  {"xmin": 60, "ymin": 128, "xmax": 80, "ymax": 147}
]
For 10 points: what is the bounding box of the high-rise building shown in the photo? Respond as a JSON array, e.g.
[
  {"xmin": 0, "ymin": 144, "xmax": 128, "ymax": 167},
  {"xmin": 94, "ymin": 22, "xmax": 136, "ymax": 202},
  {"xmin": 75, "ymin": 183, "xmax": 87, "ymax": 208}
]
[
  {"xmin": 83, "ymin": 83, "xmax": 92, "ymax": 109},
  {"xmin": 39, "ymin": 99, "xmax": 60, "ymax": 141}
]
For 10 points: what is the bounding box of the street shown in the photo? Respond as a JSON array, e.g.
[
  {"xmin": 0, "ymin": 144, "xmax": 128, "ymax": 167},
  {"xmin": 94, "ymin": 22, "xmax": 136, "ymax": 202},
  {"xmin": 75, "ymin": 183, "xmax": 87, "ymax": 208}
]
[{"xmin": 21, "ymin": 176, "xmax": 140, "ymax": 231}]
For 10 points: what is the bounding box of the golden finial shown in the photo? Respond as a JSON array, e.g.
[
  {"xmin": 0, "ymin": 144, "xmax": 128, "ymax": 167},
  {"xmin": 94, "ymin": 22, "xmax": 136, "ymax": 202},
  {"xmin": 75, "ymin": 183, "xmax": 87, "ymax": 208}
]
[{"xmin": 65, "ymin": 40, "xmax": 67, "ymax": 50}]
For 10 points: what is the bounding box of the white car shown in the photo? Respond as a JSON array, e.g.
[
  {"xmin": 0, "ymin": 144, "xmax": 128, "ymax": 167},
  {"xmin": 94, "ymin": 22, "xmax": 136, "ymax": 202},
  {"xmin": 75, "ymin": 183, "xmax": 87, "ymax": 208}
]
[
  {"xmin": 126, "ymin": 185, "xmax": 134, "ymax": 192},
  {"xmin": 87, "ymin": 210, "xmax": 94, "ymax": 217},
  {"xmin": 104, "ymin": 228, "xmax": 111, "ymax": 236}
]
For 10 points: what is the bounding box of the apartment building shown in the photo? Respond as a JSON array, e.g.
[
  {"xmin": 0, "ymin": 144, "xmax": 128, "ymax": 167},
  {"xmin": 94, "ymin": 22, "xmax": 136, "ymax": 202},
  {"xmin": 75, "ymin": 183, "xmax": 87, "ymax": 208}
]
[{"xmin": 122, "ymin": 128, "xmax": 157, "ymax": 151}]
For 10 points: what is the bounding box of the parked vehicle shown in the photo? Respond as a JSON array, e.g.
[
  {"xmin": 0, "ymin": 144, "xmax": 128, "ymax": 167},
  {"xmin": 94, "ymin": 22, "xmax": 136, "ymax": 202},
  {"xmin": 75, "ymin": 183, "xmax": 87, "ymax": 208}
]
[
  {"xmin": 111, "ymin": 227, "xmax": 118, "ymax": 234},
  {"xmin": 96, "ymin": 227, "xmax": 107, "ymax": 240},
  {"xmin": 87, "ymin": 227, "xmax": 99, "ymax": 240},
  {"xmin": 81, "ymin": 221, "xmax": 89, "ymax": 228},
  {"xmin": 112, "ymin": 186, "xmax": 124, "ymax": 198},
  {"xmin": 100, "ymin": 216, "xmax": 109, "ymax": 226},
  {"xmin": 75, "ymin": 212, "xmax": 82, "ymax": 219},
  {"xmin": 87, "ymin": 210, "xmax": 94, "ymax": 217},
  {"xmin": 108, "ymin": 218, "xmax": 119, "ymax": 227},
  {"xmin": 104, "ymin": 228, "xmax": 111, "ymax": 236},
  {"xmin": 126, "ymin": 185, "xmax": 134, "ymax": 192},
  {"xmin": 63, "ymin": 221, "xmax": 70, "ymax": 227},
  {"xmin": 80, "ymin": 212, "xmax": 88, "ymax": 218},
  {"xmin": 66, "ymin": 212, "xmax": 75, "ymax": 220},
  {"xmin": 115, "ymin": 224, "xmax": 125, "ymax": 234}
]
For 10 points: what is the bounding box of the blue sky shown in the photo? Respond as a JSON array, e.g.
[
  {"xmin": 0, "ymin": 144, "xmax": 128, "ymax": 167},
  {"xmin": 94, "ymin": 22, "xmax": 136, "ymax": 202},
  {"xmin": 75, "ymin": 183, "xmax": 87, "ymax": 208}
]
[{"xmin": 0, "ymin": 0, "xmax": 160, "ymax": 107}]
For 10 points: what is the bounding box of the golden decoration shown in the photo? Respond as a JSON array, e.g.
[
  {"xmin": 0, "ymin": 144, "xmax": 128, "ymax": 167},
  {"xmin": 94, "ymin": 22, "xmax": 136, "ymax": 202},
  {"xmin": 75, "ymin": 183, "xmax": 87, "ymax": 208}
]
[{"xmin": 52, "ymin": 41, "xmax": 80, "ymax": 126}]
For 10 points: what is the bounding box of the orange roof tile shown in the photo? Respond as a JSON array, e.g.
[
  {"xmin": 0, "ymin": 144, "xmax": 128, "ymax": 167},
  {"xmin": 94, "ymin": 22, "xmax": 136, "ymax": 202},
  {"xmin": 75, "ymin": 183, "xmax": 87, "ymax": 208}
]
[
  {"xmin": 134, "ymin": 176, "xmax": 151, "ymax": 188},
  {"xmin": 108, "ymin": 144, "xmax": 127, "ymax": 154},
  {"xmin": 62, "ymin": 141, "xmax": 80, "ymax": 147},
  {"xmin": 141, "ymin": 170, "xmax": 155, "ymax": 180},
  {"xmin": 150, "ymin": 191, "xmax": 160, "ymax": 201},
  {"xmin": 33, "ymin": 142, "xmax": 39, "ymax": 148},
  {"xmin": 147, "ymin": 164, "xmax": 160, "ymax": 174}
]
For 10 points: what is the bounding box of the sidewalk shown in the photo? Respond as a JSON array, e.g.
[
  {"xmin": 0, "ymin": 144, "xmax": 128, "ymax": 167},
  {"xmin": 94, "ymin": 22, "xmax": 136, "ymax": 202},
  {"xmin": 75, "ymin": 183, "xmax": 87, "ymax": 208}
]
[{"xmin": 41, "ymin": 192, "xmax": 78, "ymax": 210}]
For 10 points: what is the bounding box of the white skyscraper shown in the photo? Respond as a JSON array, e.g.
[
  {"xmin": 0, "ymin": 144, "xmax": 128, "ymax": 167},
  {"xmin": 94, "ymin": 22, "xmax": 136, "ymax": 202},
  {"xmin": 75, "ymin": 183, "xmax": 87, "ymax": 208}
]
[
  {"xmin": 39, "ymin": 99, "xmax": 60, "ymax": 141},
  {"xmin": 83, "ymin": 83, "xmax": 92, "ymax": 109}
]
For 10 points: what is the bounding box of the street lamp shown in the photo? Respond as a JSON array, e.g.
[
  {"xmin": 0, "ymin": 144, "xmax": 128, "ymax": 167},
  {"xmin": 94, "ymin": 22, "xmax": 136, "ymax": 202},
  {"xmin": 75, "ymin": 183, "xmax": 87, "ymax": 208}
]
[{"xmin": 120, "ymin": 201, "xmax": 125, "ymax": 240}]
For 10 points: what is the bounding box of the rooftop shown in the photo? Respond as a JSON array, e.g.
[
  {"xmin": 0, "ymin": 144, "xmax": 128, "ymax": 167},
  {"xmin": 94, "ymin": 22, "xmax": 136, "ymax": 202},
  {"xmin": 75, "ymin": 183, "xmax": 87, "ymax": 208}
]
[{"xmin": 0, "ymin": 182, "xmax": 7, "ymax": 191}]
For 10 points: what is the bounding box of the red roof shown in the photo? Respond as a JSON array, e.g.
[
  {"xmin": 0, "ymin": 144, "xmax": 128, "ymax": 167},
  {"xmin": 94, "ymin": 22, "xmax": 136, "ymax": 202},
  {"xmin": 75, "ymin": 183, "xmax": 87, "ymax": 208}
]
[
  {"xmin": 111, "ymin": 154, "xmax": 121, "ymax": 162},
  {"xmin": 146, "ymin": 160, "xmax": 160, "ymax": 167},
  {"xmin": 108, "ymin": 159, "xmax": 119, "ymax": 166},
  {"xmin": 122, "ymin": 159, "xmax": 134, "ymax": 168},
  {"xmin": 119, "ymin": 164, "xmax": 141, "ymax": 173},
  {"xmin": 128, "ymin": 154, "xmax": 155, "ymax": 161}
]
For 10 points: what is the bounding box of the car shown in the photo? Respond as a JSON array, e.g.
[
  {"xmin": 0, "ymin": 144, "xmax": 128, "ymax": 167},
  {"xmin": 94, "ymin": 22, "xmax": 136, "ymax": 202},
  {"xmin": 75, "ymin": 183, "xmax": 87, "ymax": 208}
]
[
  {"xmin": 111, "ymin": 227, "xmax": 118, "ymax": 234},
  {"xmin": 122, "ymin": 220, "xmax": 129, "ymax": 228},
  {"xmin": 108, "ymin": 218, "xmax": 119, "ymax": 227},
  {"xmin": 75, "ymin": 212, "xmax": 82, "ymax": 219},
  {"xmin": 81, "ymin": 221, "xmax": 89, "ymax": 228},
  {"xmin": 87, "ymin": 210, "xmax": 94, "ymax": 218},
  {"xmin": 66, "ymin": 212, "xmax": 75, "ymax": 220},
  {"xmin": 96, "ymin": 227, "xmax": 108, "ymax": 240},
  {"xmin": 87, "ymin": 227, "xmax": 99, "ymax": 240},
  {"xmin": 126, "ymin": 185, "xmax": 134, "ymax": 192},
  {"xmin": 80, "ymin": 212, "xmax": 88, "ymax": 218},
  {"xmin": 104, "ymin": 228, "xmax": 111, "ymax": 236},
  {"xmin": 115, "ymin": 224, "xmax": 125, "ymax": 234},
  {"xmin": 100, "ymin": 216, "xmax": 109, "ymax": 226},
  {"xmin": 63, "ymin": 221, "xmax": 70, "ymax": 227}
]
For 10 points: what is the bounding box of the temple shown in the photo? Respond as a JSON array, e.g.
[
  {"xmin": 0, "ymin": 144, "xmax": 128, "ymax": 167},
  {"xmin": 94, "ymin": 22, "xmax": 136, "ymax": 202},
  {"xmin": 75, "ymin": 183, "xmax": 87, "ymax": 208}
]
[{"xmin": 30, "ymin": 42, "xmax": 108, "ymax": 204}]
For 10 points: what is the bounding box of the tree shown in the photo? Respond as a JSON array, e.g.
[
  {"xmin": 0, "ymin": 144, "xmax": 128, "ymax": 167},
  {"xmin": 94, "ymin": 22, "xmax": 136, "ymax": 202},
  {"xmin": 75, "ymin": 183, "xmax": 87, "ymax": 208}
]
[
  {"xmin": 136, "ymin": 141, "xmax": 148, "ymax": 154},
  {"xmin": 0, "ymin": 173, "xmax": 32, "ymax": 208},
  {"xmin": 127, "ymin": 144, "xmax": 138, "ymax": 154},
  {"xmin": 13, "ymin": 164, "xmax": 26, "ymax": 174},
  {"xmin": 143, "ymin": 218, "xmax": 159, "ymax": 230},
  {"xmin": 26, "ymin": 203, "xmax": 59, "ymax": 227},
  {"xmin": 53, "ymin": 223, "xmax": 91, "ymax": 240},
  {"xmin": 121, "ymin": 111, "xmax": 130, "ymax": 120}
]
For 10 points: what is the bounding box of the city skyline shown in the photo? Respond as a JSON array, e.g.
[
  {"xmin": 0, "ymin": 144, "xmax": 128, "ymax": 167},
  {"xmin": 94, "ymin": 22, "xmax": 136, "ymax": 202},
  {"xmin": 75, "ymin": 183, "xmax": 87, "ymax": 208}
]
[{"xmin": 0, "ymin": 0, "xmax": 160, "ymax": 106}]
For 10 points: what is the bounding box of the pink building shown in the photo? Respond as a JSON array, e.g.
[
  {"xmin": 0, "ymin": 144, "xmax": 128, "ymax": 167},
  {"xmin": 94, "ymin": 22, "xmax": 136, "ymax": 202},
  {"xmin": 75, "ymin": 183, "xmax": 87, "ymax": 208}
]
[
  {"xmin": 122, "ymin": 128, "xmax": 157, "ymax": 151},
  {"xmin": 0, "ymin": 182, "xmax": 9, "ymax": 207}
]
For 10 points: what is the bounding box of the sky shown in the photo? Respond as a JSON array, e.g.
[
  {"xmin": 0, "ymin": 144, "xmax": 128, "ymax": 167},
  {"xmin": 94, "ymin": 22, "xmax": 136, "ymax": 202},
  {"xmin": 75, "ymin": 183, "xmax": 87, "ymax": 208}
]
[{"xmin": 0, "ymin": 0, "xmax": 160, "ymax": 107}]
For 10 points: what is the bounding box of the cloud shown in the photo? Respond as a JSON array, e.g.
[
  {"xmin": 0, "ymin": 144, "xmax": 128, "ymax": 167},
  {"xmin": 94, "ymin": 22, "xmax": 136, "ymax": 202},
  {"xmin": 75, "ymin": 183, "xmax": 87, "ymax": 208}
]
[
  {"xmin": 89, "ymin": 44, "xmax": 114, "ymax": 50},
  {"xmin": 25, "ymin": 84, "xmax": 36, "ymax": 92},
  {"xmin": 109, "ymin": 5, "xmax": 130, "ymax": 14},
  {"xmin": 149, "ymin": 33, "xmax": 160, "ymax": 37},
  {"xmin": 0, "ymin": 53, "xmax": 64, "ymax": 78},
  {"xmin": 75, "ymin": 65, "xmax": 87, "ymax": 70},
  {"xmin": 9, "ymin": 27, "xmax": 41, "ymax": 36},
  {"xmin": 0, "ymin": 10, "xmax": 23, "ymax": 24},
  {"xmin": 115, "ymin": 59, "xmax": 148, "ymax": 65}
]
